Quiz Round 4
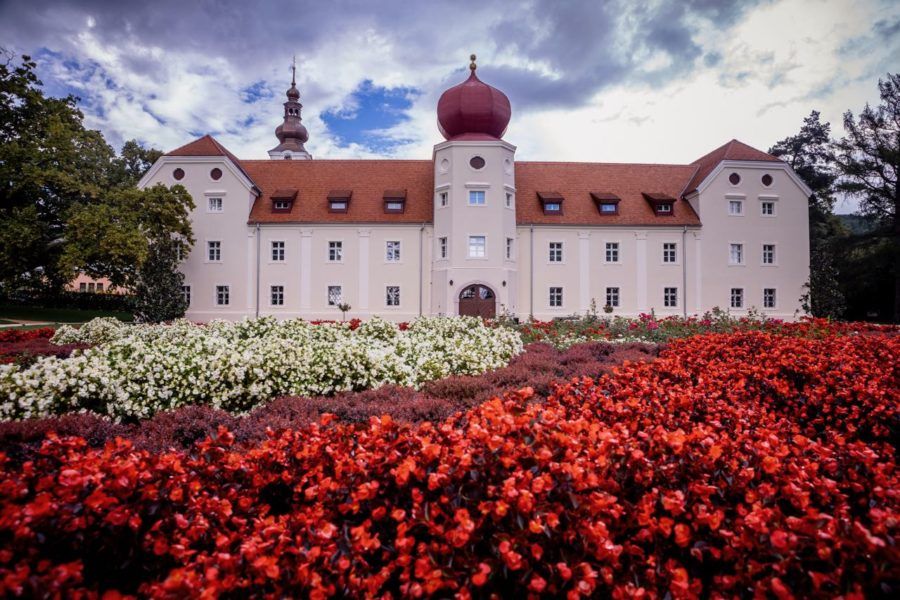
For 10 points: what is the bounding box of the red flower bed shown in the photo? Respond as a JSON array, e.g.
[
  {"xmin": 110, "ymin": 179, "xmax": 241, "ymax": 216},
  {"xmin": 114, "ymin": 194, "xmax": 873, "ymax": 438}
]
[
  {"xmin": 0, "ymin": 339, "xmax": 88, "ymax": 366},
  {"xmin": 0, "ymin": 332, "xmax": 897, "ymax": 598},
  {"xmin": 0, "ymin": 328, "xmax": 55, "ymax": 344}
]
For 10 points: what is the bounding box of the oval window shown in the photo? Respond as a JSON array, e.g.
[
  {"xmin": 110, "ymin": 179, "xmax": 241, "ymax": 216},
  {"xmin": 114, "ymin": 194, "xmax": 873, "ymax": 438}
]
[
  {"xmin": 173, "ymin": 168, "xmax": 185, "ymax": 181},
  {"xmin": 761, "ymin": 173, "xmax": 773, "ymax": 186},
  {"xmin": 469, "ymin": 156, "xmax": 486, "ymax": 169},
  {"xmin": 728, "ymin": 172, "xmax": 741, "ymax": 185},
  {"xmin": 210, "ymin": 167, "xmax": 223, "ymax": 180}
]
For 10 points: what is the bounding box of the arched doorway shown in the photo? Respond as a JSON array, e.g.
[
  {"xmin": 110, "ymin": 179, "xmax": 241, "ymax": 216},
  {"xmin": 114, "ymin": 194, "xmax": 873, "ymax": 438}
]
[{"xmin": 458, "ymin": 284, "xmax": 496, "ymax": 318}]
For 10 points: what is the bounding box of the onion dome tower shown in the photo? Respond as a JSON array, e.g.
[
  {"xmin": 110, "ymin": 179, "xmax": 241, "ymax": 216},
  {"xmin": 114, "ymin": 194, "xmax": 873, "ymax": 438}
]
[
  {"xmin": 437, "ymin": 54, "xmax": 511, "ymax": 140},
  {"xmin": 268, "ymin": 57, "xmax": 312, "ymax": 159}
]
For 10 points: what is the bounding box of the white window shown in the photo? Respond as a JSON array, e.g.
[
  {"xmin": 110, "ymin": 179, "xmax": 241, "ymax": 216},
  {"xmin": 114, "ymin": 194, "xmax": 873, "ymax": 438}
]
[
  {"xmin": 181, "ymin": 285, "xmax": 191, "ymax": 306},
  {"xmin": 730, "ymin": 287, "xmax": 744, "ymax": 309},
  {"xmin": 728, "ymin": 199, "xmax": 744, "ymax": 215},
  {"xmin": 79, "ymin": 282, "xmax": 86, "ymax": 292},
  {"xmin": 439, "ymin": 237, "xmax": 448, "ymax": 259},
  {"xmin": 271, "ymin": 241, "xmax": 285, "ymax": 262},
  {"xmin": 506, "ymin": 237, "xmax": 514, "ymax": 260},
  {"xmin": 468, "ymin": 190, "xmax": 486, "ymax": 205},
  {"xmin": 729, "ymin": 243, "xmax": 744, "ymax": 265},
  {"xmin": 468, "ymin": 235, "xmax": 486, "ymax": 258},
  {"xmin": 549, "ymin": 242, "xmax": 563, "ymax": 263},
  {"xmin": 273, "ymin": 200, "xmax": 291, "ymax": 210},
  {"xmin": 439, "ymin": 192, "xmax": 448, "ymax": 207},
  {"xmin": 505, "ymin": 192, "xmax": 513, "ymax": 208},
  {"xmin": 664, "ymin": 287, "xmax": 678, "ymax": 308},
  {"xmin": 386, "ymin": 241, "xmax": 401, "ymax": 262},
  {"xmin": 663, "ymin": 242, "xmax": 677, "ymax": 264},
  {"xmin": 208, "ymin": 197, "xmax": 223, "ymax": 212},
  {"xmin": 386, "ymin": 286, "xmax": 400, "ymax": 307},
  {"xmin": 762, "ymin": 244, "xmax": 776, "ymax": 265},
  {"xmin": 606, "ymin": 287, "xmax": 620, "ymax": 308},
  {"xmin": 327, "ymin": 285, "xmax": 342, "ymax": 306},
  {"xmin": 329, "ymin": 200, "xmax": 347, "ymax": 212},
  {"xmin": 549, "ymin": 287, "xmax": 563, "ymax": 307},
  {"xmin": 763, "ymin": 288, "xmax": 777, "ymax": 308},
  {"xmin": 270, "ymin": 285, "xmax": 284, "ymax": 306},
  {"xmin": 87, "ymin": 282, "xmax": 95, "ymax": 292},
  {"xmin": 761, "ymin": 201, "xmax": 776, "ymax": 216},
  {"xmin": 328, "ymin": 241, "xmax": 343, "ymax": 262},
  {"xmin": 599, "ymin": 203, "xmax": 617, "ymax": 214},
  {"xmin": 605, "ymin": 242, "xmax": 620, "ymax": 263},
  {"xmin": 207, "ymin": 241, "xmax": 221, "ymax": 262},
  {"xmin": 216, "ymin": 285, "xmax": 230, "ymax": 306},
  {"xmin": 544, "ymin": 201, "xmax": 562, "ymax": 212}
]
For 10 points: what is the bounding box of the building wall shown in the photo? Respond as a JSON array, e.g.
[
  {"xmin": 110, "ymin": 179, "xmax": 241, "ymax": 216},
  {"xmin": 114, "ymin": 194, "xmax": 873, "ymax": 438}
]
[
  {"xmin": 140, "ymin": 157, "xmax": 257, "ymax": 322},
  {"xmin": 689, "ymin": 162, "xmax": 810, "ymax": 319},
  {"xmin": 516, "ymin": 226, "xmax": 699, "ymax": 320},
  {"xmin": 432, "ymin": 140, "xmax": 518, "ymax": 317},
  {"xmin": 144, "ymin": 155, "xmax": 809, "ymax": 323}
]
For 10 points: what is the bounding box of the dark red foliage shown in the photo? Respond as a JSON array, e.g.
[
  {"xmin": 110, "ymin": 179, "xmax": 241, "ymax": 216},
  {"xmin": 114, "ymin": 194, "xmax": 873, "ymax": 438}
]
[
  {"xmin": 0, "ymin": 342, "xmax": 658, "ymax": 456},
  {"xmin": 0, "ymin": 338, "xmax": 89, "ymax": 366},
  {"xmin": 0, "ymin": 332, "xmax": 896, "ymax": 598},
  {"xmin": 0, "ymin": 328, "xmax": 55, "ymax": 343}
]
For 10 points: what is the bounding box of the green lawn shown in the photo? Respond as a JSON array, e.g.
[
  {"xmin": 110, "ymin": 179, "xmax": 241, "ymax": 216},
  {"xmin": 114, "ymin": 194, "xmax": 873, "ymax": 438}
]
[{"xmin": 0, "ymin": 305, "xmax": 133, "ymax": 324}]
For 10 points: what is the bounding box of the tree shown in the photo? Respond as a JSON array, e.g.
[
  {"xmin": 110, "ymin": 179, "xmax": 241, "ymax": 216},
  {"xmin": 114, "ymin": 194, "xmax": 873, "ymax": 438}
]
[
  {"xmin": 769, "ymin": 111, "xmax": 846, "ymax": 318},
  {"xmin": 131, "ymin": 238, "xmax": 188, "ymax": 323},
  {"xmin": 60, "ymin": 185, "xmax": 195, "ymax": 290},
  {"xmin": 832, "ymin": 74, "xmax": 900, "ymax": 322},
  {"xmin": 0, "ymin": 50, "xmax": 192, "ymax": 295}
]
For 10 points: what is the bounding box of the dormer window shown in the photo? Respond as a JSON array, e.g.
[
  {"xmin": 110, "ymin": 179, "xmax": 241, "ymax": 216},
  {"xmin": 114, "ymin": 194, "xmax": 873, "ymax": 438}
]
[
  {"xmin": 591, "ymin": 192, "xmax": 620, "ymax": 215},
  {"xmin": 383, "ymin": 190, "xmax": 406, "ymax": 214},
  {"xmin": 537, "ymin": 191, "xmax": 564, "ymax": 215},
  {"xmin": 328, "ymin": 190, "xmax": 351, "ymax": 213},
  {"xmin": 271, "ymin": 189, "xmax": 297, "ymax": 212},
  {"xmin": 642, "ymin": 192, "xmax": 676, "ymax": 216}
]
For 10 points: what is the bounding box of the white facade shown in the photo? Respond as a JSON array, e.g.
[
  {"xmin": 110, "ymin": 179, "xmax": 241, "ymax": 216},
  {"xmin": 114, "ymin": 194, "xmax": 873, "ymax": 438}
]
[{"xmin": 138, "ymin": 70, "xmax": 811, "ymax": 323}]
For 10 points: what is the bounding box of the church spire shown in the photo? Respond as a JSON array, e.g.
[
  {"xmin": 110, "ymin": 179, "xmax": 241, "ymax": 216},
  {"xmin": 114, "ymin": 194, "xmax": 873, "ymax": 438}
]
[{"xmin": 268, "ymin": 57, "xmax": 311, "ymax": 160}]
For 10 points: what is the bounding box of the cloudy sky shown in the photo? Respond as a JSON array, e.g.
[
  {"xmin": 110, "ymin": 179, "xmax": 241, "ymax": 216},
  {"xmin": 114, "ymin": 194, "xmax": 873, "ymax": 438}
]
[{"xmin": 1, "ymin": 0, "xmax": 897, "ymax": 212}]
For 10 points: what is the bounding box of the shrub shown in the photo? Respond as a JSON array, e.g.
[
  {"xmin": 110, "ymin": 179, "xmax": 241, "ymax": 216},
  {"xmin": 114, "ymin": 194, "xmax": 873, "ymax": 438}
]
[
  {"xmin": 0, "ymin": 332, "xmax": 895, "ymax": 597},
  {"xmin": 2, "ymin": 316, "xmax": 523, "ymax": 421}
]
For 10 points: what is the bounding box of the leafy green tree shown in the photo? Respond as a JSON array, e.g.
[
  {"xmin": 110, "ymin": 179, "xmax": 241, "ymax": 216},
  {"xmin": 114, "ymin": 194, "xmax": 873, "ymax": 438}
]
[
  {"xmin": 131, "ymin": 238, "xmax": 188, "ymax": 323},
  {"xmin": 0, "ymin": 50, "xmax": 192, "ymax": 295},
  {"xmin": 832, "ymin": 74, "xmax": 900, "ymax": 322},
  {"xmin": 769, "ymin": 111, "xmax": 846, "ymax": 318}
]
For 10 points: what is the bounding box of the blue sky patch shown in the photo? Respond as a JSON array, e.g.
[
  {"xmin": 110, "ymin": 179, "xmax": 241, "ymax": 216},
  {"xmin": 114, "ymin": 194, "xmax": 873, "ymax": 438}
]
[{"xmin": 322, "ymin": 80, "xmax": 420, "ymax": 153}]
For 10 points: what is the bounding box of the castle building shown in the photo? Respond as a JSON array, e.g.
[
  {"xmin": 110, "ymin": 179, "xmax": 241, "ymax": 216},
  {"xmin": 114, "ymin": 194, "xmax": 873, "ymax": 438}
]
[{"xmin": 138, "ymin": 57, "xmax": 811, "ymax": 322}]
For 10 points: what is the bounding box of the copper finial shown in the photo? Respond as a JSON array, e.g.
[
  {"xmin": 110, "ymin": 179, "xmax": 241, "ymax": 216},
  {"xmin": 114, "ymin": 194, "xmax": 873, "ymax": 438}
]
[
  {"xmin": 291, "ymin": 55, "xmax": 297, "ymax": 86},
  {"xmin": 469, "ymin": 54, "xmax": 477, "ymax": 71}
]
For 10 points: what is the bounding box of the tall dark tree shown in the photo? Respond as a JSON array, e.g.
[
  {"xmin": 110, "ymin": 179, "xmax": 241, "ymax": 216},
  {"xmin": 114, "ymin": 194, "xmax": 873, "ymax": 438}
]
[
  {"xmin": 131, "ymin": 238, "xmax": 188, "ymax": 323},
  {"xmin": 832, "ymin": 74, "xmax": 900, "ymax": 322},
  {"xmin": 769, "ymin": 111, "xmax": 846, "ymax": 318}
]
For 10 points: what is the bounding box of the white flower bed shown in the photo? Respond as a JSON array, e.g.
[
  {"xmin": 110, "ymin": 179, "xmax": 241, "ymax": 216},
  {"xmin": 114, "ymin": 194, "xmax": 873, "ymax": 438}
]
[{"xmin": 1, "ymin": 316, "xmax": 523, "ymax": 421}]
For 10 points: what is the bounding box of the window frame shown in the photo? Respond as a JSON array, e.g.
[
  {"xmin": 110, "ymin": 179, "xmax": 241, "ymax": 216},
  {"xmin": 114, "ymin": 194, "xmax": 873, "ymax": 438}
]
[
  {"xmin": 439, "ymin": 236, "xmax": 448, "ymax": 259},
  {"xmin": 506, "ymin": 237, "xmax": 514, "ymax": 260},
  {"xmin": 548, "ymin": 241, "xmax": 564, "ymax": 263},
  {"xmin": 763, "ymin": 287, "xmax": 777, "ymax": 309},
  {"xmin": 760, "ymin": 200, "xmax": 776, "ymax": 216},
  {"xmin": 762, "ymin": 243, "xmax": 776, "ymax": 266},
  {"xmin": 730, "ymin": 287, "xmax": 744, "ymax": 309},
  {"xmin": 662, "ymin": 242, "xmax": 678, "ymax": 264},
  {"xmin": 385, "ymin": 240, "xmax": 401, "ymax": 263},
  {"xmin": 728, "ymin": 199, "xmax": 744, "ymax": 216},
  {"xmin": 215, "ymin": 284, "xmax": 230, "ymax": 306},
  {"xmin": 549, "ymin": 286, "xmax": 563, "ymax": 308},
  {"xmin": 181, "ymin": 285, "xmax": 191, "ymax": 306},
  {"xmin": 663, "ymin": 286, "xmax": 678, "ymax": 308},
  {"xmin": 729, "ymin": 242, "xmax": 745, "ymax": 266},
  {"xmin": 328, "ymin": 241, "xmax": 344, "ymax": 262},
  {"xmin": 271, "ymin": 240, "xmax": 285, "ymax": 262},
  {"xmin": 270, "ymin": 285, "xmax": 285, "ymax": 307},
  {"xmin": 468, "ymin": 190, "xmax": 486, "ymax": 206},
  {"xmin": 207, "ymin": 240, "xmax": 222, "ymax": 263},
  {"xmin": 605, "ymin": 286, "xmax": 620, "ymax": 308},
  {"xmin": 605, "ymin": 241, "xmax": 621, "ymax": 264},
  {"xmin": 468, "ymin": 235, "xmax": 487, "ymax": 259},
  {"xmin": 207, "ymin": 196, "xmax": 224, "ymax": 213},
  {"xmin": 327, "ymin": 285, "xmax": 343, "ymax": 306},
  {"xmin": 385, "ymin": 285, "xmax": 400, "ymax": 307}
]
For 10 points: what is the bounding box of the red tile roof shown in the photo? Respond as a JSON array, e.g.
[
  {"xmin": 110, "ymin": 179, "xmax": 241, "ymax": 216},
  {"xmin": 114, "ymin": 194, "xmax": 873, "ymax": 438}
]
[
  {"xmin": 243, "ymin": 160, "xmax": 434, "ymax": 224},
  {"xmin": 515, "ymin": 162, "xmax": 700, "ymax": 226},
  {"xmin": 682, "ymin": 139, "xmax": 781, "ymax": 195},
  {"xmin": 164, "ymin": 135, "xmax": 783, "ymax": 227}
]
